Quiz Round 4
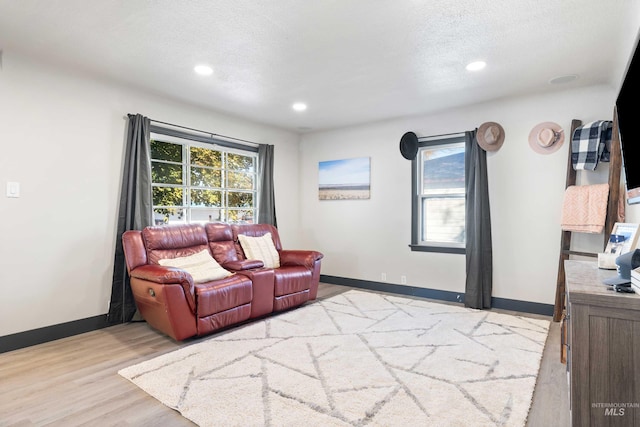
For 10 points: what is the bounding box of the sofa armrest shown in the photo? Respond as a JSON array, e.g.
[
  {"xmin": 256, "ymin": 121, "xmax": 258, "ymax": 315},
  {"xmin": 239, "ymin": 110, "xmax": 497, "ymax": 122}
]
[
  {"xmin": 130, "ymin": 264, "xmax": 190, "ymax": 283},
  {"xmin": 223, "ymin": 259, "xmax": 265, "ymax": 271},
  {"xmin": 279, "ymin": 250, "xmax": 324, "ymax": 269},
  {"xmin": 129, "ymin": 264, "xmax": 196, "ymax": 312}
]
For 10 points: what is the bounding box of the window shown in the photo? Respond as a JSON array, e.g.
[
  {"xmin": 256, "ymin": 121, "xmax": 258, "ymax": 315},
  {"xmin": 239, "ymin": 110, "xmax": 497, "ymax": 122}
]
[
  {"xmin": 411, "ymin": 135, "xmax": 466, "ymax": 253},
  {"xmin": 150, "ymin": 133, "xmax": 257, "ymax": 225}
]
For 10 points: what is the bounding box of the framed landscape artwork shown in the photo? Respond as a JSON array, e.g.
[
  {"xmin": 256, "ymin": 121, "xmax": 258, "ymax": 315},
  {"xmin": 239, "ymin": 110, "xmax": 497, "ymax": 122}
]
[{"xmin": 318, "ymin": 157, "xmax": 370, "ymax": 200}]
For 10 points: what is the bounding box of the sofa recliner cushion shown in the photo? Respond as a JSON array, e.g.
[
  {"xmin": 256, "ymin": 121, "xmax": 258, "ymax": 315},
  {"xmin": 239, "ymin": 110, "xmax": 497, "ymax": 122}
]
[
  {"xmin": 195, "ymin": 275, "xmax": 253, "ymax": 318},
  {"xmin": 143, "ymin": 223, "xmax": 209, "ymax": 265},
  {"xmin": 274, "ymin": 266, "xmax": 312, "ymax": 297}
]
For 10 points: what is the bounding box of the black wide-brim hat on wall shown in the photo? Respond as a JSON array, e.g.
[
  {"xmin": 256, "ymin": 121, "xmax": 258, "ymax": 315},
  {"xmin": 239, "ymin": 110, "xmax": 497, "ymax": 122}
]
[{"xmin": 400, "ymin": 131, "xmax": 419, "ymax": 160}]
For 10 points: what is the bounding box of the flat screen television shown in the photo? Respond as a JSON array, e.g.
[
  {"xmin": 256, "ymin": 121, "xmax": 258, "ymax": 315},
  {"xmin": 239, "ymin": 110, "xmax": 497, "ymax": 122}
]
[{"xmin": 616, "ymin": 32, "xmax": 640, "ymax": 204}]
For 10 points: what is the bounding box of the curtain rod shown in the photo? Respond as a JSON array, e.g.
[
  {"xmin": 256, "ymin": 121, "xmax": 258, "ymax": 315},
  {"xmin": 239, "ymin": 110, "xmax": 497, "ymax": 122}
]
[
  {"xmin": 151, "ymin": 118, "xmax": 260, "ymax": 147},
  {"xmin": 126, "ymin": 114, "xmax": 260, "ymax": 147},
  {"xmin": 417, "ymin": 131, "xmax": 466, "ymax": 141}
]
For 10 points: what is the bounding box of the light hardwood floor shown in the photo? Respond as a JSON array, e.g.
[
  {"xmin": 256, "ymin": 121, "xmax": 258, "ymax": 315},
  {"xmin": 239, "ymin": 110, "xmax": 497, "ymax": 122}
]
[{"xmin": 0, "ymin": 284, "xmax": 568, "ymax": 426}]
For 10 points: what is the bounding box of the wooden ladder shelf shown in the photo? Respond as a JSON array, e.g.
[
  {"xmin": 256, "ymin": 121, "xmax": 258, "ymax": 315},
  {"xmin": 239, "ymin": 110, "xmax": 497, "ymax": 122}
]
[{"xmin": 554, "ymin": 110, "xmax": 623, "ymax": 323}]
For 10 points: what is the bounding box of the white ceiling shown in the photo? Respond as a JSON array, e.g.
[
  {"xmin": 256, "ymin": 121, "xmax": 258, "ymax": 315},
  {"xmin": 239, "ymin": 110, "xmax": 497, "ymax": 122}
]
[{"xmin": 0, "ymin": 0, "xmax": 638, "ymax": 132}]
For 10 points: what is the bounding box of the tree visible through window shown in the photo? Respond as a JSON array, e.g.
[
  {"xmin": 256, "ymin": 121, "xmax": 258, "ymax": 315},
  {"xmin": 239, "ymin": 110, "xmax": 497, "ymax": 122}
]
[
  {"xmin": 151, "ymin": 135, "xmax": 257, "ymax": 225},
  {"xmin": 411, "ymin": 136, "xmax": 466, "ymax": 253}
]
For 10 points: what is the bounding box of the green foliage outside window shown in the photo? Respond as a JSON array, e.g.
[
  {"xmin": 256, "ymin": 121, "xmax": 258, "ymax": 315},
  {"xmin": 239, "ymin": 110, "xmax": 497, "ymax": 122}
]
[
  {"xmin": 191, "ymin": 146, "xmax": 221, "ymax": 168},
  {"xmin": 151, "ymin": 140, "xmax": 182, "ymax": 162},
  {"xmin": 150, "ymin": 138, "xmax": 256, "ymax": 224}
]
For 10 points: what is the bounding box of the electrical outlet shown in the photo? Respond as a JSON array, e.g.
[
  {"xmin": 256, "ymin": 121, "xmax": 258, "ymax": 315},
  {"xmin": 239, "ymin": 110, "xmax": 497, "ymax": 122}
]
[
  {"xmin": 381, "ymin": 273, "xmax": 387, "ymax": 281},
  {"xmin": 400, "ymin": 275, "xmax": 407, "ymax": 285}
]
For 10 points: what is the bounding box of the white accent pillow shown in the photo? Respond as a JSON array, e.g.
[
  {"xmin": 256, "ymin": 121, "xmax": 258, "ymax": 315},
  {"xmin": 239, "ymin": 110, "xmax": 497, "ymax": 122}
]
[
  {"xmin": 158, "ymin": 249, "xmax": 233, "ymax": 283},
  {"xmin": 238, "ymin": 232, "xmax": 280, "ymax": 268}
]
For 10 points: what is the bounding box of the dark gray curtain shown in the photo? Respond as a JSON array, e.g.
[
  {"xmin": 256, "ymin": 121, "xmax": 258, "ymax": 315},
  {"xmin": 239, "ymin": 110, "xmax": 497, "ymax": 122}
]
[
  {"xmin": 464, "ymin": 129, "xmax": 493, "ymax": 309},
  {"xmin": 107, "ymin": 114, "xmax": 153, "ymax": 324},
  {"xmin": 257, "ymin": 144, "xmax": 277, "ymax": 226}
]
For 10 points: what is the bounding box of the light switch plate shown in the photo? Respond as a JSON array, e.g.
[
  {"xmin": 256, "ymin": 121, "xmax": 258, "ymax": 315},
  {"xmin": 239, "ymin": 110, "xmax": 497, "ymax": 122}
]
[{"xmin": 6, "ymin": 181, "xmax": 20, "ymax": 198}]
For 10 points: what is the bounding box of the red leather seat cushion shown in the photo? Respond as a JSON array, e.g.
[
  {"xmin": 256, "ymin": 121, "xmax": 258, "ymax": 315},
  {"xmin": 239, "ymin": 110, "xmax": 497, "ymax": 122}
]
[
  {"xmin": 273, "ymin": 266, "xmax": 312, "ymax": 297},
  {"xmin": 195, "ymin": 275, "xmax": 252, "ymax": 317}
]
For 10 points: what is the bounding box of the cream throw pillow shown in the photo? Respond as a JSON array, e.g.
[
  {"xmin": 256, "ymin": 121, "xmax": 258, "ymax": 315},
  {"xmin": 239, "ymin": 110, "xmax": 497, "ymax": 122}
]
[
  {"xmin": 238, "ymin": 232, "xmax": 280, "ymax": 268},
  {"xmin": 158, "ymin": 249, "xmax": 233, "ymax": 283}
]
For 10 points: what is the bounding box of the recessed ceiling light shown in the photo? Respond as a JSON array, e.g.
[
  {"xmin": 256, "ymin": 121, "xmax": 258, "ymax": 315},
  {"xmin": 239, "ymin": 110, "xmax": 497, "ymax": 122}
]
[
  {"xmin": 194, "ymin": 65, "xmax": 213, "ymax": 76},
  {"xmin": 549, "ymin": 74, "xmax": 579, "ymax": 84},
  {"xmin": 292, "ymin": 102, "xmax": 307, "ymax": 112},
  {"xmin": 466, "ymin": 61, "xmax": 487, "ymax": 72}
]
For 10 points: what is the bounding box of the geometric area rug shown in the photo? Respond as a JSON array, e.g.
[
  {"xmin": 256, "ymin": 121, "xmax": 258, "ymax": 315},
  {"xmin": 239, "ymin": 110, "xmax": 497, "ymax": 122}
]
[{"xmin": 119, "ymin": 290, "xmax": 550, "ymax": 426}]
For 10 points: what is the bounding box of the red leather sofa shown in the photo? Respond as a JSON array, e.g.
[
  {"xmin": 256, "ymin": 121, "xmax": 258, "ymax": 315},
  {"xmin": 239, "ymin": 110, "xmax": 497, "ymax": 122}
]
[{"xmin": 122, "ymin": 223, "xmax": 324, "ymax": 341}]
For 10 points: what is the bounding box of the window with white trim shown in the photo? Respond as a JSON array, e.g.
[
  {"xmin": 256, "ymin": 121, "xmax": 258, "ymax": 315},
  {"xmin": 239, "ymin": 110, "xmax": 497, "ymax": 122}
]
[
  {"xmin": 411, "ymin": 136, "xmax": 466, "ymax": 253},
  {"xmin": 150, "ymin": 133, "xmax": 257, "ymax": 225}
]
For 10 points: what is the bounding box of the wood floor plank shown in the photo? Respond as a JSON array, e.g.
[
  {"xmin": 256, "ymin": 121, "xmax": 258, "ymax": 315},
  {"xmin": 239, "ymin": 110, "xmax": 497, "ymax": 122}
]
[{"xmin": 0, "ymin": 284, "xmax": 567, "ymax": 426}]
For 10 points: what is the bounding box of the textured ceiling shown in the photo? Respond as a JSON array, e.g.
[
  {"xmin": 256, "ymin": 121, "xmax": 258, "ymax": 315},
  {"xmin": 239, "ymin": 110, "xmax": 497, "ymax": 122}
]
[{"xmin": 0, "ymin": 0, "xmax": 638, "ymax": 132}]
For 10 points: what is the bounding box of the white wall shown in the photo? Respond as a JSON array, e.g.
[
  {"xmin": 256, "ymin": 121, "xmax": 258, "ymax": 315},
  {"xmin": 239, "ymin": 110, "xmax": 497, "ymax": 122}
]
[
  {"xmin": 300, "ymin": 85, "xmax": 640, "ymax": 305},
  {"xmin": 0, "ymin": 52, "xmax": 301, "ymax": 337},
  {"xmin": 3, "ymin": 49, "xmax": 639, "ymax": 339}
]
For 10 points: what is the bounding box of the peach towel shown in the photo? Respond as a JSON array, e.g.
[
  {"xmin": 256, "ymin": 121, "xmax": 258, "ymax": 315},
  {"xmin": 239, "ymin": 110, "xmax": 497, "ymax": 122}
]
[{"xmin": 561, "ymin": 183, "xmax": 610, "ymax": 233}]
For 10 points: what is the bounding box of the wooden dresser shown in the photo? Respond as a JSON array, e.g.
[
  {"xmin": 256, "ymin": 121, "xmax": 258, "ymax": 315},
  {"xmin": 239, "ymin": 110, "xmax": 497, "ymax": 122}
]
[{"xmin": 564, "ymin": 260, "xmax": 640, "ymax": 426}]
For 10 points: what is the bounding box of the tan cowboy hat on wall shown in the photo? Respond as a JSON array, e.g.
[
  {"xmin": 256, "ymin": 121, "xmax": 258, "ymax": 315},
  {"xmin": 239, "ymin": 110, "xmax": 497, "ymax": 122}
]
[
  {"xmin": 529, "ymin": 122, "xmax": 564, "ymax": 154},
  {"xmin": 476, "ymin": 122, "xmax": 505, "ymax": 152}
]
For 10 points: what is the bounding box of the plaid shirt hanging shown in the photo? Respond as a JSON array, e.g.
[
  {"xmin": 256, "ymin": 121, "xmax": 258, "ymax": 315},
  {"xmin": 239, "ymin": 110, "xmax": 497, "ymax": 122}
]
[{"xmin": 571, "ymin": 120, "xmax": 613, "ymax": 170}]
